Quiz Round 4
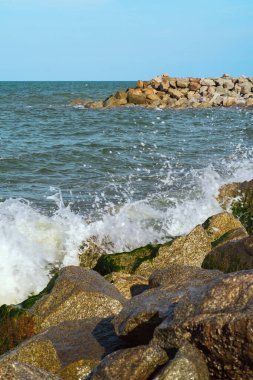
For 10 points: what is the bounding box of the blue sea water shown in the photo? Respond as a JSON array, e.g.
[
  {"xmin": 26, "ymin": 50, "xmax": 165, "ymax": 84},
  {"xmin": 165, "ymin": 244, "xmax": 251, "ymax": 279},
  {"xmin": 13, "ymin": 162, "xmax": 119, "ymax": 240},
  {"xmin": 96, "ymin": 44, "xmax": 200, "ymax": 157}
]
[{"xmin": 0, "ymin": 81, "xmax": 253, "ymax": 304}]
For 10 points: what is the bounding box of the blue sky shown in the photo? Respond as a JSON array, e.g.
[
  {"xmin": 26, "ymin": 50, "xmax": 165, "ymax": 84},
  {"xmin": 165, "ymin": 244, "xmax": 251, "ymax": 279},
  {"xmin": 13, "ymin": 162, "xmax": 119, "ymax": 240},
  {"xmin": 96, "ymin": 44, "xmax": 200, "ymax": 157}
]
[{"xmin": 0, "ymin": 0, "xmax": 252, "ymax": 80}]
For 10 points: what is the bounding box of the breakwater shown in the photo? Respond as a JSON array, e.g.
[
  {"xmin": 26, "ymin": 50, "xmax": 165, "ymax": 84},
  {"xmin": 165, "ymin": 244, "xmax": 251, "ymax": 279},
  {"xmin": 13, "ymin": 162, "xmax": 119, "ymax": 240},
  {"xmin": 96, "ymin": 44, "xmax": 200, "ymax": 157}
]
[{"xmin": 72, "ymin": 74, "xmax": 253, "ymax": 109}]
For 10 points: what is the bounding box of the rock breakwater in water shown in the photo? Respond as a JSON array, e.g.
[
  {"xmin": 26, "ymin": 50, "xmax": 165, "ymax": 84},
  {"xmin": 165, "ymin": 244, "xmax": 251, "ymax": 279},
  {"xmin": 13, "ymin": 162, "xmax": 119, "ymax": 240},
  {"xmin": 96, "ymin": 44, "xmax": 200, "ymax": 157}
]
[
  {"xmin": 71, "ymin": 74, "xmax": 253, "ymax": 109},
  {"xmin": 2, "ymin": 179, "xmax": 253, "ymax": 378}
]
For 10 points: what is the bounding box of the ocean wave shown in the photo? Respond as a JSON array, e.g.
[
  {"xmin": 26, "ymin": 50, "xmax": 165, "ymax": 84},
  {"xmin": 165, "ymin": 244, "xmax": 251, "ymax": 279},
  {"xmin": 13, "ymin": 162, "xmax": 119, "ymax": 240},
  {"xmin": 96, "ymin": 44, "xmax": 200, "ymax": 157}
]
[{"xmin": 1, "ymin": 150, "xmax": 253, "ymax": 305}]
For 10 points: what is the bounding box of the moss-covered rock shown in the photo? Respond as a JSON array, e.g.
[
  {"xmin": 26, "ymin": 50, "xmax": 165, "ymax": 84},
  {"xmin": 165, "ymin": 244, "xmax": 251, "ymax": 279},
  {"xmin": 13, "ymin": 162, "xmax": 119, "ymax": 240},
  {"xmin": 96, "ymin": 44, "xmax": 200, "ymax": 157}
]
[
  {"xmin": 0, "ymin": 274, "xmax": 58, "ymax": 355},
  {"xmin": 0, "ymin": 267, "xmax": 125, "ymax": 355},
  {"xmin": 94, "ymin": 244, "xmax": 162, "ymax": 276},
  {"xmin": 94, "ymin": 212, "xmax": 246, "ymax": 279}
]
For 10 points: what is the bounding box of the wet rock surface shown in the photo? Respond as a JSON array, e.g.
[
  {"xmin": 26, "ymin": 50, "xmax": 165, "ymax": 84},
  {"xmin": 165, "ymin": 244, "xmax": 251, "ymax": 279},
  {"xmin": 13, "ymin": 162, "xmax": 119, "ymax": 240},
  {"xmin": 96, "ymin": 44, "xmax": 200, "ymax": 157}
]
[
  {"xmin": 0, "ymin": 362, "xmax": 61, "ymax": 380},
  {"xmin": 153, "ymin": 343, "xmax": 209, "ymax": 380},
  {"xmin": 31, "ymin": 266, "xmax": 126, "ymax": 330},
  {"xmin": 70, "ymin": 74, "xmax": 253, "ymax": 109},
  {"xmin": 2, "ymin": 179, "xmax": 253, "ymax": 379},
  {"xmin": 113, "ymin": 266, "xmax": 221, "ymax": 344},
  {"xmin": 202, "ymin": 235, "xmax": 253, "ymax": 272},
  {"xmin": 0, "ymin": 267, "xmax": 125, "ymax": 356},
  {"xmin": 108, "ymin": 272, "xmax": 149, "ymax": 299},
  {"xmin": 0, "ymin": 317, "xmax": 126, "ymax": 380},
  {"xmin": 93, "ymin": 212, "xmax": 245, "ymax": 280},
  {"xmin": 153, "ymin": 270, "xmax": 253, "ymax": 379},
  {"xmin": 217, "ymin": 179, "xmax": 253, "ymax": 233},
  {"xmin": 87, "ymin": 344, "xmax": 168, "ymax": 380}
]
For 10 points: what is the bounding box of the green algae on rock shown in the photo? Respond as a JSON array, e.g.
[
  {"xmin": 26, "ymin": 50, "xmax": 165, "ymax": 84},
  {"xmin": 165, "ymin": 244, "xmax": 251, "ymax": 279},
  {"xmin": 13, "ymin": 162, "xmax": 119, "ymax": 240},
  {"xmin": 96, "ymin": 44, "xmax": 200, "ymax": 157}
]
[
  {"xmin": 217, "ymin": 179, "xmax": 253, "ymax": 233},
  {"xmin": 94, "ymin": 243, "xmax": 162, "ymax": 276},
  {"xmin": 93, "ymin": 212, "xmax": 245, "ymax": 279},
  {"xmin": 0, "ymin": 267, "xmax": 126, "ymax": 357},
  {"xmin": 0, "ymin": 274, "xmax": 58, "ymax": 355}
]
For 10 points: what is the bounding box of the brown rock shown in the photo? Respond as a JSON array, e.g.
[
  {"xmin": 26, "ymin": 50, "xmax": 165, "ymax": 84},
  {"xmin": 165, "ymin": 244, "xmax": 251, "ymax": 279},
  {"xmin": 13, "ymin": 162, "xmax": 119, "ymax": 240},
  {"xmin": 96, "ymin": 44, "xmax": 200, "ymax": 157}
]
[
  {"xmin": 202, "ymin": 211, "xmax": 245, "ymax": 242},
  {"xmin": 127, "ymin": 89, "xmax": 147, "ymax": 105},
  {"xmin": 189, "ymin": 81, "xmax": 201, "ymax": 91},
  {"xmin": 207, "ymin": 86, "xmax": 216, "ymax": 96},
  {"xmin": 79, "ymin": 236, "xmax": 108, "ymax": 269},
  {"xmin": 0, "ymin": 318, "xmax": 126, "ymax": 380},
  {"xmin": 143, "ymin": 88, "xmax": 156, "ymax": 95},
  {"xmin": 240, "ymin": 82, "xmax": 252, "ymax": 95},
  {"xmin": 169, "ymin": 80, "xmax": 177, "ymax": 89},
  {"xmin": 199, "ymin": 86, "xmax": 208, "ymax": 95},
  {"xmin": 174, "ymin": 98, "xmax": 189, "ymax": 108},
  {"xmin": 0, "ymin": 362, "xmax": 60, "ymax": 380},
  {"xmin": 135, "ymin": 212, "xmax": 245, "ymax": 277},
  {"xmin": 176, "ymin": 79, "xmax": 189, "ymax": 88},
  {"xmin": 216, "ymin": 86, "xmax": 226, "ymax": 95},
  {"xmin": 115, "ymin": 90, "xmax": 128, "ymax": 100},
  {"xmin": 168, "ymin": 88, "xmax": 182, "ymax": 100},
  {"xmin": 246, "ymin": 98, "xmax": 253, "ymax": 107},
  {"xmin": 223, "ymin": 97, "xmax": 236, "ymax": 107},
  {"xmin": 103, "ymin": 96, "xmax": 126, "ymax": 107},
  {"xmin": 135, "ymin": 225, "xmax": 211, "ymax": 277},
  {"xmin": 217, "ymin": 179, "xmax": 253, "ymax": 233},
  {"xmin": 153, "ymin": 343, "xmax": 209, "ymax": 380},
  {"xmin": 113, "ymin": 266, "xmax": 221, "ymax": 345},
  {"xmin": 186, "ymin": 91, "xmax": 196, "ymax": 99},
  {"xmin": 31, "ymin": 266, "xmax": 125, "ymax": 330},
  {"xmin": 88, "ymin": 344, "xmax": 168, "ymax": 380},
  {"xmin": 149, "ymin": 265, "xmax": 221, "ymax": 290},
  {"xmin": 195, "ymin": 102, "xmax": 212, "ymax": 108},
  {"xmin": 234, "ymin": 83, "xmax": 241, "ymax": 94},
  {"xmin": 136, "ymin": 80, "xmax": 144, "ymax": 89},
  {"xmin": 88, "ymin": 101, "xmax": 104, "ymax": 109},
  {"xmin": 210, "ymin": 93, "xmax": 223, "ymax": 106},
  {"xmin": 146, "ymin": 93, "xmax": 161, "ymax": 102},
  {"xmin": 202, "ymin": 235, "xmax": 253, "ymax": 272},
  {"xmin": 153, "ymin": 270, "xmax": 253, "ymax": 379},
  {"xmin": 200, "ymin": 78, "xmax": 216, "ymax": 86},
  {"xmin": 110, "ymin": 272, "xmax": 149, "ymax": 299}
]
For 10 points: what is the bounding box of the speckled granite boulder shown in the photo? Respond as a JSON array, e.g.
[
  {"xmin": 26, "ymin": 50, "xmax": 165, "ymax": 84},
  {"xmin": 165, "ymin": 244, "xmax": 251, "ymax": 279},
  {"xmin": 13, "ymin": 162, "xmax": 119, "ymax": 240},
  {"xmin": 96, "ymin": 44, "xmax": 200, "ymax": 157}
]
[
  {"xmin": 87, "ymin": 344, "xmax": 168, "ymax": 380},
  {"xmin": 0, "ymin": 317, "xmax": 126, "ymax": 380}
]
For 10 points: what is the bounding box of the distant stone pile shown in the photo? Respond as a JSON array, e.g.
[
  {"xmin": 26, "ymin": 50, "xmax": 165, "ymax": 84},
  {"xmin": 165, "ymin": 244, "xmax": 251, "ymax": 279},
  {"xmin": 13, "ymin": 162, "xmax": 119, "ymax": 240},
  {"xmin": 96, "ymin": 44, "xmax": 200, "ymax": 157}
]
[{"xmin": 71, "ymin": 74, "xmax": 253, "ymax": 109}]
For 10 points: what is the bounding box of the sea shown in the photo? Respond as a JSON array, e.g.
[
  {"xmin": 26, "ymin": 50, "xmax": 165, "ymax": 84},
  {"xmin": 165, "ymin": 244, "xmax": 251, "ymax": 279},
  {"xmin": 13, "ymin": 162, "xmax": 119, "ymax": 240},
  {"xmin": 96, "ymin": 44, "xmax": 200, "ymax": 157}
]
[{"xmin": 1, "ymin": 81, "xmax": 253, "ymax": 305}]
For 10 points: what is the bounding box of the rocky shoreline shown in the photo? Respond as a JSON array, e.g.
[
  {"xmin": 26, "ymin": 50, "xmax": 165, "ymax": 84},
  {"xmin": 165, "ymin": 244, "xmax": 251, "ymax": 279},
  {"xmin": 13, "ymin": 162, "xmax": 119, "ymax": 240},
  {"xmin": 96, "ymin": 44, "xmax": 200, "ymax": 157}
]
[
  {"xmin": 71, "ymin": 74, "xmax": 253, "ymax": 110},
  {"xmin": 1, "ymin": 179, "xmax": 253, "ymax": 379}
]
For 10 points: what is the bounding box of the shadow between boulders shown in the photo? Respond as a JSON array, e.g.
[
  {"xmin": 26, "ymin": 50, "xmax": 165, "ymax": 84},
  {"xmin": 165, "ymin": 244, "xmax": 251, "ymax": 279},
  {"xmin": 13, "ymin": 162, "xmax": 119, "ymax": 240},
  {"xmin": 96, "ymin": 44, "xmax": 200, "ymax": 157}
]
[{"xmin": 91, "ymin": 317, "xmax": 129, "ymax": 357}]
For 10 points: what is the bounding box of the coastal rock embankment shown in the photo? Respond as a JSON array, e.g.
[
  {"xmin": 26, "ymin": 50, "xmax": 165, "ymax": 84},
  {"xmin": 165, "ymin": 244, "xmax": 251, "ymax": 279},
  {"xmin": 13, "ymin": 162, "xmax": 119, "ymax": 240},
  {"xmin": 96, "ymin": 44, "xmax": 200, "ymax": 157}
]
[
  {"xmin": 2, "ymin": 179, "xmax": 253, "ymax": 379},
  {"xmin": 71, "ymin": 74, "xmax": 253, "ymax": 109}
]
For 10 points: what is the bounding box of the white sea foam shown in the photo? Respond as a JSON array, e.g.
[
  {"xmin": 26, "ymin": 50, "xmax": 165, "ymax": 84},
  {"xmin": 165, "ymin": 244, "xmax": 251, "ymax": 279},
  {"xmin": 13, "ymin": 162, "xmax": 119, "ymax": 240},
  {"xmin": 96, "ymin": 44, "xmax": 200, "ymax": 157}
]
[{"xmin": 1, "ymin": 152, "xmax": 253, "ymax": 305}]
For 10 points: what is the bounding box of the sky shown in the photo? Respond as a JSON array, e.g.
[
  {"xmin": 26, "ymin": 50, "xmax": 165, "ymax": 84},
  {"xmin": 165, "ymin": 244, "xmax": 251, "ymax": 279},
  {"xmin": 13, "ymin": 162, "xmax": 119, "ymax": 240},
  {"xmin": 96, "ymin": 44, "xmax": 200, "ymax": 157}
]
[{"xmin": 0, "ymin": 0, "xmax": 253, "ymax": 80}]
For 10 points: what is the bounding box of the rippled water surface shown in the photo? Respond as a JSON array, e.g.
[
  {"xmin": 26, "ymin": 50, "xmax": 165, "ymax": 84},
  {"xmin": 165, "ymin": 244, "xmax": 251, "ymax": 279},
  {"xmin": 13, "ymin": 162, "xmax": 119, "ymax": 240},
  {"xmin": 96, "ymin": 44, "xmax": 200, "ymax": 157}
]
[{"xmin": 1, "ymin": 81, "xmax": 253, "ymax": 304}]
